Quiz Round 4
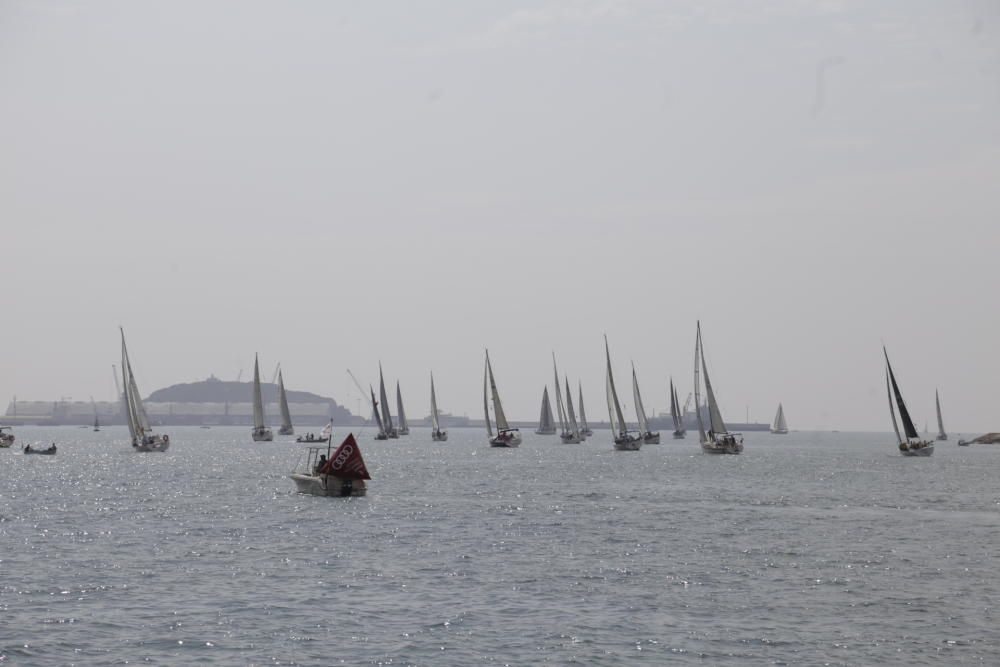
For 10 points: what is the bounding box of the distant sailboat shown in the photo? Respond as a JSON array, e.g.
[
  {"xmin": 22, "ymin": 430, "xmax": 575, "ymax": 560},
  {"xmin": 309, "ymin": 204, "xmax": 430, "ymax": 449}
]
[
  {"xmin": 251, "ymin": 354, "xmax": 274, "ymax": 442},
  {"xmin": 553, "ymin": 354, "xmax": 581, "ymax": 443},
  {"xmin": 632, "ymin": 363, "xmax": 660, "ymax": 444},
  {"xmin": 535, "ymin": 386, "xmax": 556, "ymax": 435},
  {"xmin": 578, "ymin": 382, "xmax": 593, "ymax": 437},
  {"xmin": 430, "ymin": 373, "xmax": 448, "ymax": 442},
  {"xmin": 770, "ymin": 403, "xmax": 788, "ymax": 434},
  {"xmin": 669, "ymin": 378, "xmax": 685, "ymax": 439},
  {"xmin": 694, "ymin": 321, "xmax": 742, "ymax": 454},
  {"xmin": 935, "ymin": 389, "xmax": 947, "ymax": 442},
  {"xmin": 378, "ymin": 363, "xmax": 398, "ymax": 439},
  {"xmin": 92, "ymin": 397, "xmax": 100, "ymax": 432},
  {"xmin": 277, "ymin": 369, "xmax": 294, "ymax": 436},
  {"xmin": 121, "ymin": 328, "xmax": 170, "ymax": 451},
  {"xmin": 396, "ymin": 382, "xmax": 410, "ymax": 436},
  {"xmin": 563, "ymin": 377, "xmax": 583, "ymax": 443},
  {"xmin": 605, "ymin": 336, "xmax": 642, "ymax": 451},
  {"xmin": 884, "ymin": 347, "xmax": 933, "ymax": 456},
  {"xmin": 484, "ymin": 350, "xmax": 521, "ymax": 447}
]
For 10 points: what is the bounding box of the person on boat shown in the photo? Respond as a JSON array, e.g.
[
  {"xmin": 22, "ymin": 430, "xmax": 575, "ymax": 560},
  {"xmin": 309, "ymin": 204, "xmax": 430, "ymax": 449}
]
[
  {"xmin": 24, "ymin": 444, "xmax": 30, "ymax": 453},
  {"xmin": 314, "ymin": 454, "xmax": 327, "ymax": 475}
]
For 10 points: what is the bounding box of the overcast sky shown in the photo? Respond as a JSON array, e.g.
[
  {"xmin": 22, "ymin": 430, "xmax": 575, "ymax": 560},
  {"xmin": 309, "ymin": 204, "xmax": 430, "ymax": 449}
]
[{"xmin": 2, "ymin": 0, "xmax": 998, "ymax": 431}]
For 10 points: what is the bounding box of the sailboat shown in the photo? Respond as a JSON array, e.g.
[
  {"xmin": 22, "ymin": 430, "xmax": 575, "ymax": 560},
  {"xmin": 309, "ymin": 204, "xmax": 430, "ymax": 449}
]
[
  {"xmin": 484, "ymin": 350, "xmax": 521, "ymax": 447},
  {"xmin": 535, "ymin": 387, "xmax": 556, "ymax": 435},
  {"xmin": 277, "ymin": 369, "xmax": 294, "ymax": 436},
  {"xmin": 935, "ymin": 390, "xmax": 948, "ymax": 441},
  {"xmin": 605, "ymin": 336, "xmax": 642, "ymax": 451},
  {"xmin": 378, "ymin": 364, "xmax": 398, "ymax": 439},
  {"xmin": 631, "ymin": 363, "xmax": 660, "ymax": 444},
  {"xmin": 694, "ymin": 321, "xmax": 743, "ymax": 454},
  {"xmin": 669, "ymin": 378, "xmax": 685, "ymax": 439},
  {"xmin": 370, "ymin": 385, "xmax": 389, "ymax": 440},
  {"xmin": 0, "ymin": 426, "xmax": 16, "ymax": 447},
  {"xmin": 578, "ymin": 382, "xmax": 593, "ymax": 437},
  {"xmin": 770, "ymin": 403, "xmax": 788, "ymax": 434},
  {"xmin": 563, "ymin": 377, "xmax": 584, "ymax": 443},
  {"xmin": 120, "ymin": 328, "xmax": 170, "ymax": 452},
  {"xmin": 251, "ymin": 354, "xmax": 274, "ymax": 441},
  {"xmin": 885, "ymin": 347, "xmax": 933, "ymax": 456},
  {"xmin": 92, "ymin": 398, "xmax": 101, "ymax": 432},
  {"xmin": 396, "ymin": 382, "xmax": 410, "ymax": 436},
  {"xmin": 430, "ymin": 373, "xmax": 448, "ymax": 441},
  {"xmin": 553, "ymin": 354, "xmax": 581, "ymax": 443}
]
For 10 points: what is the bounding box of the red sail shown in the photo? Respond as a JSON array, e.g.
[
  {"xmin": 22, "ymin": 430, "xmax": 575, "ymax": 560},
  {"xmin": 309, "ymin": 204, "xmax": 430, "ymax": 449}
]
[{"xmin": 320, "ymin": 434, "xmax": 371, "ymax": 480}]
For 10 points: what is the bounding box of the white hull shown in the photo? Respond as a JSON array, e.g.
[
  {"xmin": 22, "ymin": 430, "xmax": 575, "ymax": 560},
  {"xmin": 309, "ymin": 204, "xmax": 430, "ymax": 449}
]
[
  {"xmin": 490, "ymin": 434, "xmax": 521, "ymax": 447},
  {"xmin": 642, "ymin": 432, "xmax": 660, "ymax": 444},
  {"xmin": 431, "ymin": 430, "xmax": 448, "ymax": 442},
  {"xmin": 701, "ymin": 438, "xmax": 742, "ymax": 454},
  {"xmin": 899, "ymin": 442, "xmax": 934, "ymax": 457},
  {"xmin": 134, "ymin": 435, "xmax": 170, "ymax": 452},
  {"xmin": 252, "ymin": 428, "xmax": 274, "ymax": 442},
  {"xmin": 770, "ymin": 428, "xmax": 788, "ymax": 435},
  {"xmin": 278, "ymin": 425, "xmax": 295, "ymax": 436},
  {"xmin": 613, "ymin": 436, "xmax": 642, "ymax": 451},
  {"xmin": 290, "ymin": 473, "xmax": 367, "ymax": 497},
  {"xmin": 535, "ymin": 428, "xmax": 556, "ymax": 435},
  {"xmin": 560, "ymin": 433, "xmax": 582, "ymax": 444}
]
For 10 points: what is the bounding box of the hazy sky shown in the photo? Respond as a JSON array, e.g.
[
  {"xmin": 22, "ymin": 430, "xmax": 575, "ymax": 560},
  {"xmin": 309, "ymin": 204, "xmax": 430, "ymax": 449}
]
[{"xmin": 2, "ymin": 1, "xmax": 998, "ymax": 431}]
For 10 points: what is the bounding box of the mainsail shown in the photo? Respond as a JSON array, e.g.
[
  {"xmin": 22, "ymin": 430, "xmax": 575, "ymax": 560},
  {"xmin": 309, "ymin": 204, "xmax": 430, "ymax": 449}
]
[
  {"xmin": 378, "ymin": 363, "xmax": 394, "ymax": 435},
  {"xmin": 486, "ymin": 351, "xmax": 509, "ymax": 431},
  {"xmin": 430, "ymin": 374, "xmax": 441, "ymax": 433},
  {"xmin": 578, "ymin": 382, "xmax": 590, "ymax": 433},
  {"xmin": 252, "ymin": 354, "xmax": 267, "ymax": 431},
  {"xmin": 669, "ymin": 378, "xmax": 683, "ymax": 433},
  {"xmin": 604, "ymin": 337, "xmax": 628, "ymax": 438},
  {"xmin": 698, "ymin": 323, "xmax": 728, "ymax": 435},
  {"xmin": 564, "ymin": 377, "xmax": 581, "ymax": 438},
  {"xmin": 538, "ymin": 387, "xmax": 555, "ymax": 432},
  {"xmin": 553, "ymin": 354, "xmax": 569, "ymax": 434},
  {"xmin": 278, "ymin": 370, "xmax": 293, "ymax": 433},
  {"xmin": 483, "ymin": 357, "xmax": 493, "ymax": 438},
  {"xmin": 370, "ymin": 386, "xmax": 386, "ymax": 436},
  {"xmin": 886, "ymin": 371, "xmax": 902, "ymax": 445},
  {"xmin": 884, "ymin": 348, "xmax": 918, "ymax": 440},
  {"xmin": 772, "ymin": 404, "xmax": 787, "ymax": 432},
  {"xmin": 120, "ymin": 329, "xmax": 152, "ymax": 443},
  {"xmin": 396, "ymin": 381, "xmax": 409, "ymax": 434},
  {"xmin": 631, "ymin": 363, "xmax": 650, "ymax": 434},
  {"xmin": 935, "ymin": 390, "xmax": 947, "ymax": 440}
]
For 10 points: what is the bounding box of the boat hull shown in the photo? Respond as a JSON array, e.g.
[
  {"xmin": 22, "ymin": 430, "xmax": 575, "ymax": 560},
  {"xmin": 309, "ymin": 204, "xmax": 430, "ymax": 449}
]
[
  {"xmin": 289, "ymin": 473, "xmax": 367, "ymax": 497},
  {"xmin": 936, "ymin": 434, "xmax": 948, "ymax": 441},
  {"xmin": 490, "ymin": 437, "xmax": 521, "ymax": 447},
  {"xmin": 398, "ymin": 428, "xmax": 410, "ymax": 436},
  {"xmin": 672, "ymin": 430, "xmax": 686, "ymax": 440},
  {"xmin": 560, "ymin": 433, "xmax": 582, "ymax": 444},
  {"xmin": 701, "ymin": 439, "xmax": 743, "ymax": 454},
  {"xmin": 23, "ymin": 448, "xmax": 57, "ymax": 455},
  {"xmin": 252, "ymin": 429, "xmax": 274, "ymax": 442},
  {"xmin": 770, "ymin": 429, "xmax": 789, "ymax": 435},
  {"xmin": 134, "ymin": 435, "xmax": 170, "ymax": 452},
  {"xmin": 613, "ymin": 437, "xmax": 642, "ymax": 451},
  {"xmin": 642, "ymin": 432, "xmax": 660, "ymax": 444},
  {"xmin": 535, "ymin": 428, "xmax": 556, "ymax": 435},
  {"xmin": 278, "ymin": 426, "xmax": 295, "ymax": 436},
  {"xmin": 900, "ymin": 443, "xmax": 934, "ymax": 456},
  {"xmin": 431, "ymin": 430, "xmax": 448, "ymax": 442}
]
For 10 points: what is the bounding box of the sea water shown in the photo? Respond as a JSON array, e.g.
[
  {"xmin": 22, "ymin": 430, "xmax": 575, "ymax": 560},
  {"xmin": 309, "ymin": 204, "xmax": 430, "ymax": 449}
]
[{"xmin": 2, "ymin": 426, "xmax": 998, "ymax": 665}]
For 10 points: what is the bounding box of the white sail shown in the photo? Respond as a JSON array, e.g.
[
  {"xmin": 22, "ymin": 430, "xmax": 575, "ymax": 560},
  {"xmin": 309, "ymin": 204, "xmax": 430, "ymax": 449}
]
[
  {"xmin": 121, "ymin": 337, "xmax": 138, "ymax": 443},
  {"xmin": 483, "ymin": 356, "xmax": 494, "ymax": 437},
  {"xmin": 631, "ymin": 363, "xmax": 650, "ymax": 433},
  {"xmin": 670, "ymin": 379, "xmax": 683, "ymax": 432},
  {"xmin": 604, "ymin": 337, "xmax": 628, "ymax": 437},
  {"xmin": 606, "ymin": 371, "xmax": 619, "ymax": 436},
  {"xmin": 278, "ymin": 370, "xmax": 293, "ymax": 432},
  {"xmin": 887, "ymin": 370, "xmax": 902, "ymax": 445},
  {"xmin": 486, "ymin": 351, "xmax": 510, "ymax": 431},
  {"xmin": 564, "ymin": 377, "xmax": 580, "ymax": 438},
  {"xmin": 370, "ymin": 385, "xmax": 386, "ymax": 436},
  {"xmin": 378, "ymin": 363, "xmax": 394, "ymax": 434},
  {"xmin": 252, "ymin": 354, "xmax": 267, "ymax": 431},
  {"xmin": 772, "ymin": 403, "xmax": 787, "ymax": 432},
  {"xmin": 935, "ymin": 390, "xmax": 947, "ymax": 439},
  {"xmin": 430, "ymin": 374, "xmax": 441, "ymax": 432},
  {"xmin": 538, "ymin": 387, "xmax": 555, "ymax": 432},
  {"xmin": 693, "ymin": 323, "xmax": 708, "ymax": 443},
  {"xmin": 552, "ymin": 354, "xmax": 569, "ymax": 434},
  {"xmin": 396, "ymin": 381, "xmax": 409, "ymax": 433},
  {"xmin": 698, "ymin": 327, "xmax": 728, "ymax": 435},
  {"xmin": 578, "ymin": 382, "xmax": 590, "ymax": 432}
]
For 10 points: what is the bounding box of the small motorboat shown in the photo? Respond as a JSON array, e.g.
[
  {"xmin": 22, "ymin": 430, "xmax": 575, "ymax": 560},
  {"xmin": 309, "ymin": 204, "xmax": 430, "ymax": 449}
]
[
  {"xmin": 296, "ymin": 433, "xmax": 329, "ymax": 444},
  {"xmin": 24, "ymin": 444, "xmax": 57, "ymax": 456},
  {"xmin": 0, "ymin": 426, "xmax": 14, "ymax": 448},
  {"xmin": 289, "ymin": 433, "xmax": 370, "ymax": 497}
]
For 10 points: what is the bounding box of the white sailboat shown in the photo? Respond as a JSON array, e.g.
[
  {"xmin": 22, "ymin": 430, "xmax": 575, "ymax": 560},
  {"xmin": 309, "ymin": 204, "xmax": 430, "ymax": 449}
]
[
  {"xmin": 578, "ymin": 382, "xmax": 593, "ymax": 437},
  {"xmin": 396, "ymin": 381, "xmax": 410, "ymax": 436},
  {"xmin": 378, "ymin": 364, "xmax": 398, "ymax": 439},
  {"xmin": 553, "ymin": 354, "xmax": 581, "ymax": 443},
  {"xmin": 631, "ymin": 363, "xmax": 660, "ymax": 444},
  {"xmin": 535, "ymin": 386, "xmax": 556, "ymax": 435},
  {"xmin": 563, "ymin": 377, "xmax": 584, "ymax": 443},
  {"xmin": 885, "ymin": 347, "xmax": 933, "ymax": 456},
  {"xmin": 92, "ymin": 397, "xmax": 101, "ymax": 432},
  {"xmin": 935, "ymin": 389, "xmax": 948, "ymax": 442},
  {"xmin": 669, "ymin": 378, "xmax": 686, "ymax": 439},
  {"xmin": 277, "ymin": 369, "xmax": 294, "ymax": 436},
  {"xmin": 484, "ymin": 350, "xmax": 521, "ymax": 447},
  {"xmin": 251, "ymin": 354, "xmax": 274, "ymax": 441},
  {"xmin": 694, "ymin": 321, "xmax": 742, "ymax": 454},
  {"xmin": 430, "ymin": 373, "xmax": 448, "ymax": 441},
  {"xmin": 121, "ymin": 328, "xmax": 170, "ymax": 452},
  {"xmin": 770, "ymin": 403, "xmax": 788, "ymax": 434},
  {"xmin": 605, "ymin": 336, "xmax": 642, "ymax": 451}
]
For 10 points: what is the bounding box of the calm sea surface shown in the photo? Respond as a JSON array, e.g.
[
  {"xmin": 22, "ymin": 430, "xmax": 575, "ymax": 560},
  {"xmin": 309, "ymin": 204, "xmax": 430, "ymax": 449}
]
[{"xmin": 2, "ymin": 426, "xmax": 999, "ymax": 665}]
